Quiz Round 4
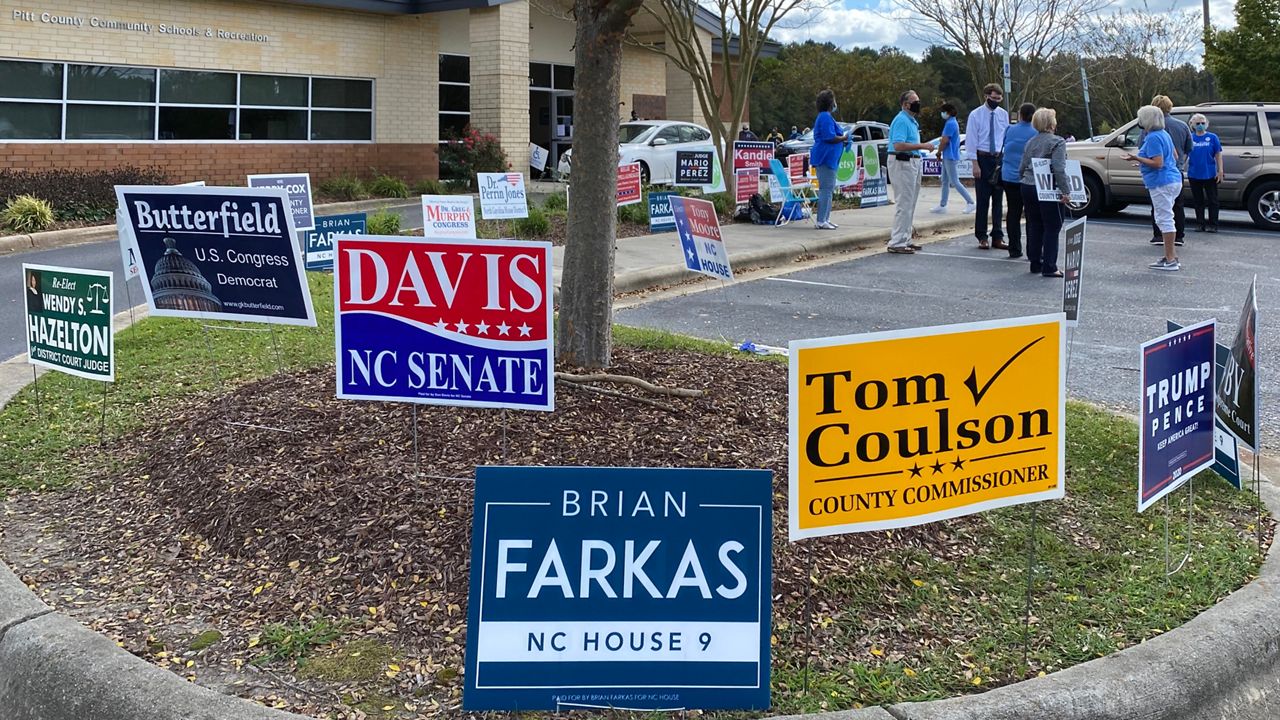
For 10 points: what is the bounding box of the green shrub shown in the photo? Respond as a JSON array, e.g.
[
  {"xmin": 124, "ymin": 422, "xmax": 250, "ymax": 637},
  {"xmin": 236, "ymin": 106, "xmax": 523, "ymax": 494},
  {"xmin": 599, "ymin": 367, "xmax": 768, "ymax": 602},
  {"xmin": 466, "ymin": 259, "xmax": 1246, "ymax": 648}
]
[
  {"xmin": 511, "ymin": 206, "xmax": 550, "ymax": 239},
  {"xmin": 317, "ymin": 175, "xmax": 367, "ymax": 201},
  {"xmin": 618, "ymin": 198, "xmax": 649, "ymax": 225},
  {"xmin": 368, "ymin": 174, "xmax": 410, "ymax": 199},
  {"xmin": 366, "ymin": 210, "xmax": 402, "ymax": 235},
  {"xmin": 439, "ymin": 126, "xmax": 509, "ymax": 185},
  {"xmin": 708, "ymin": 191, "xmax": 737, "ymax": 218},
  {"xmin": 541, "ymin": 191, "xmax": 568, "ymax": 213},
  {"xmin": 413, "ymin": 179, "xmax": 444, "ymax": 196},
  {"xmin": 444, "ymin": 179, "xmax": 472, "ymax": 194},
  {"xmin": 0, "ymin": 166, "xmax": 167, "ymax": 221},
  {"xmin": 251, "ymin": 619, "xmax": 346, "ymax": 666},
  {"xmin": 1, "ymin": 195, "xmax": 55, "ymax": 233}
]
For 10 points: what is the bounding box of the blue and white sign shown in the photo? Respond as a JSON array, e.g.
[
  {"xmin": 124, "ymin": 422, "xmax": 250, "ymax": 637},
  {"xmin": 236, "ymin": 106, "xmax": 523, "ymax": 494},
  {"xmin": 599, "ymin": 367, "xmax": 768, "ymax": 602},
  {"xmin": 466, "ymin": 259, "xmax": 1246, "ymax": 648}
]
[
  {"xmin": 648, "ymin": 192, "xmax": 676, "ymax": 232},
  {"xmin": 464, "ymin": 466, "xmax": 773, "ymax": 711},
  {"xmin": 1139, "ymin": 319, "xmax": 1216, "ymax": 511},
  {"xmin": 1167, "ymin": 320, "xmax": 1242, "ymax": 488},
  {"xmin": 303, "ymin": 213, "xmax": 366, "ymax": 272},
  {"xmin": 114, "ymin": 185, "xmax": 315, "ymax": 326},
  {"xmin": 672, "ymin": 196, "xmax": 732, "ymax": 282},
  {"xmin": 247, "ymin": 172, "xmax": 315, "ymax": 231}
]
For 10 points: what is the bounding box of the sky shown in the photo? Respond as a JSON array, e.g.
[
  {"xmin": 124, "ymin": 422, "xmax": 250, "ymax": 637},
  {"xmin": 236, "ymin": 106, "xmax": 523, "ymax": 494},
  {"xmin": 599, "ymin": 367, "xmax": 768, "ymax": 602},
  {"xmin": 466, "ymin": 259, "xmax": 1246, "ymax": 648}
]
[{"xmin": 769, "ymin": 0, "xmax": 1237, "ymax": 57}]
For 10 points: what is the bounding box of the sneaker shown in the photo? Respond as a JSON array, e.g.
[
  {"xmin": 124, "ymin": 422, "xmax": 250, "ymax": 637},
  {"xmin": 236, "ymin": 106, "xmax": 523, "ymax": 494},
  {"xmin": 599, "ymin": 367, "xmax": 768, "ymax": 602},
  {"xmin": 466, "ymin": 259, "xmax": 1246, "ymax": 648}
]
[
  {"xmin": 929, "ymin": 205, "xmax": 947, "ymax": 214},
  {"xmin": 1149, "ymin": 237, "xmax": 1163, "ymax": 245},
  {"xmin": 963, "ymin": 204, "xmax": 976, "ymax": 214},
  {"xmin": 817, "ymin": 221, "xmax": 837, "ymax": 230},
  {"xmin": 1174, "ymin": 236, "xmax": 1185, "ymax": 246},
  {"xmin": 828, "ymin": 221, "xmax": 840, "ymax": 228},
  {"xmin": 1207, "ymin": 225, "xmax": 1219, "ymax": 233},
  {"xmin": 1149, "ymin": 257, "xmax": 1181, "ymax": 271}
]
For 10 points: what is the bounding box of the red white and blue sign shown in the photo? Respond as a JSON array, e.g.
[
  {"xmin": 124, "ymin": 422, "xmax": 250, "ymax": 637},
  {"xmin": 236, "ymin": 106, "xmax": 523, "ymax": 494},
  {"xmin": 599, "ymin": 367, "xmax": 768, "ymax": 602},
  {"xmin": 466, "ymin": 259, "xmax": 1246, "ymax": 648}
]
[
  {"xmin": 303, "ymin": 213, "xmax": 366, "ymax": 272},
  {"xmin": 1167, "ymin": 320, "xmax": 1242, "ymax": 489},
  {"xmin": 334, "ymin": 236, "xmax": 554, "ymax": 411},
  {"xmin": 1139, "ymin": 319, "xmax": 1216, "ymax": 511},
  {"xmin": 672, "ymin": 197, "xmax": 732, "ymax": 282},
  {"xmin": 463, "ymin": 465, "xmax": 773, "ymax": 711}
]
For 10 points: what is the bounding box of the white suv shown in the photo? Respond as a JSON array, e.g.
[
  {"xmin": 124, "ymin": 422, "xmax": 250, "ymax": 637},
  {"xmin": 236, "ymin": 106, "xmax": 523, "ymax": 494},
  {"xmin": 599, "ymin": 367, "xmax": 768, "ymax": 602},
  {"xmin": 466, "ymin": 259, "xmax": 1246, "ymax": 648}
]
[{"xmin": 560, "ymin": 121, "xmax": 718, "ymax": 185}]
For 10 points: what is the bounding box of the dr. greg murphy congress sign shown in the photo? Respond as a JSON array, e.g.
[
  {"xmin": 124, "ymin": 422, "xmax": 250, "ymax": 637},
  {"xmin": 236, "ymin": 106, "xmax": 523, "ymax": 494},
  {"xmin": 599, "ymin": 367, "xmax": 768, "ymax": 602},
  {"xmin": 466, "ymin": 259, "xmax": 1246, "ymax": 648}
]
[
  {"xmin": 463, "ymin": 466, "xmax": 772, "ymax": 711},
  {"xmin": 789, "ymin": 314, "xmax": 1065, "ymax": 539}
]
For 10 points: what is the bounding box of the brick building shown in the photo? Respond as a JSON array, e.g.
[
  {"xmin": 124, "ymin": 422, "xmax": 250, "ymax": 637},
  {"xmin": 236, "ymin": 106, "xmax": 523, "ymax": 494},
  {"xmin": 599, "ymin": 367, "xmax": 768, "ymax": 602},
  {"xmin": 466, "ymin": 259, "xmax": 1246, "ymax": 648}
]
[{"xmin": 0, "ymin": 0, "xmax": 752, "ymax": 183}]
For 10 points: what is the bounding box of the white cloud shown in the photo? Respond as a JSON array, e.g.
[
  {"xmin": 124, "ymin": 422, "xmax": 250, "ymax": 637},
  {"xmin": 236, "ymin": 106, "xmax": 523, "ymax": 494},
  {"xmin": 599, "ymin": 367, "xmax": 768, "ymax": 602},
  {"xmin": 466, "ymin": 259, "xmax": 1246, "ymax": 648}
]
[{"xmin": 770, "ymin": 3, "xmax": 919, "ymax": 53}]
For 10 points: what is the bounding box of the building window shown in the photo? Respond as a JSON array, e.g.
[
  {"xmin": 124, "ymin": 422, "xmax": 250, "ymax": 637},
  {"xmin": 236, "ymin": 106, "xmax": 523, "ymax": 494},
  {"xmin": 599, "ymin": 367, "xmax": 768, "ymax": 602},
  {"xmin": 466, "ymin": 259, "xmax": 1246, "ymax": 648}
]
[
  {"xmin": 439, "ymin": 53, "xmax": 470, "ymax": 141},
  {"xmin": 0, "ymin": 58, "xmax": 373, "ymax": 142}
]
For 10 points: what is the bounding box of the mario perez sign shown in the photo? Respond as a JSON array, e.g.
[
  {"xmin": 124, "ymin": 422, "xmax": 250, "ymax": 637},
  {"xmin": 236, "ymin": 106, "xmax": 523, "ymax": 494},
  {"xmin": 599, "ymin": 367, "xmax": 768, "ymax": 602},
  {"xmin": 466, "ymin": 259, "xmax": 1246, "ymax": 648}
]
[
  {"xmin": 788, "ymin": 314, "xmax": 1065, "ymax": 539},
  {"xmin": 464, "ymin": 466, "xmax": 772, "ymax": 711}
]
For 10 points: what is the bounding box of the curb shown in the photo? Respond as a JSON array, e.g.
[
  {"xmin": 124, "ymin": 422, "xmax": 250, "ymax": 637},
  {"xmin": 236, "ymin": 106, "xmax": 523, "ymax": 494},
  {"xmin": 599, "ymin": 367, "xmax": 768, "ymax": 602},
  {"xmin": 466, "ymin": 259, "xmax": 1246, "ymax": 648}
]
[{"xmin": 0, "ymin": 198, "xmax": 420, "ymax": 256}]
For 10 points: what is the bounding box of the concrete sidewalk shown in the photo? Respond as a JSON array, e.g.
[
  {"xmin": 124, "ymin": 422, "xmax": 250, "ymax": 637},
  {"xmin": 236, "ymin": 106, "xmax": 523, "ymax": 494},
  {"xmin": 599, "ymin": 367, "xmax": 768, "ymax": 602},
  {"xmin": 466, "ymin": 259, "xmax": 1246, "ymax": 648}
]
[{"xmin": 563, "ymin": 186, "xmax": 969, "ymax": 294}]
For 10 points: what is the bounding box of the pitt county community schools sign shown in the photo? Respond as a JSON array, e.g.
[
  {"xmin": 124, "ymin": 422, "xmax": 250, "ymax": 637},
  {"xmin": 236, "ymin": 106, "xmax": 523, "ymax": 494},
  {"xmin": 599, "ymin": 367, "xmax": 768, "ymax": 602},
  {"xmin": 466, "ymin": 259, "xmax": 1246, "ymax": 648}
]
[
  {"xmin": 789, "ymin": 314, "xmax": 1066, "ymax": 539},
  {"xmin": 11, "ymin": 9, "xmax": 271, "ymax": 43}
]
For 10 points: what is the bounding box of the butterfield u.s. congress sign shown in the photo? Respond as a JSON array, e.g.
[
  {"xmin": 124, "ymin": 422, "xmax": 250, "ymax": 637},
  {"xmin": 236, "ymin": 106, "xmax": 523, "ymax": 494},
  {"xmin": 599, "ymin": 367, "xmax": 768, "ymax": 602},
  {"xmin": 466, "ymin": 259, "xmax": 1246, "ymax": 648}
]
[{"xmin": 789, "ymin": 314, "xmax": 1066, "ymax": 539}]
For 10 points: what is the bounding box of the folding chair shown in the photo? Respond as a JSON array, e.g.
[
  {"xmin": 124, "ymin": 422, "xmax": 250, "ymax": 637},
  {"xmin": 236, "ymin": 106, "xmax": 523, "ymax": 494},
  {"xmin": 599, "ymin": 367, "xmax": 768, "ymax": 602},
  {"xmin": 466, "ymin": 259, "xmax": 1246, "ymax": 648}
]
[{"xmin": 768, "ymin": 158, "xmax": 817, "ymax": 227}]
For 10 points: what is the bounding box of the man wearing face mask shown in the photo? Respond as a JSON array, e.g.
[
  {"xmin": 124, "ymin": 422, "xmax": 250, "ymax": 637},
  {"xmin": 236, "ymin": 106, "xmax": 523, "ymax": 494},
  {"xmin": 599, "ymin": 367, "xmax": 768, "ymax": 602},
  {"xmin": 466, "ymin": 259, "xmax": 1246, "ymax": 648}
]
[
  {"xmin": 965, "ymin": 83, "xmax": 1011, "ymax": 250},
  {"xmin": 887, "ymin": 89, "xmax": 936, "ymax": 254}
]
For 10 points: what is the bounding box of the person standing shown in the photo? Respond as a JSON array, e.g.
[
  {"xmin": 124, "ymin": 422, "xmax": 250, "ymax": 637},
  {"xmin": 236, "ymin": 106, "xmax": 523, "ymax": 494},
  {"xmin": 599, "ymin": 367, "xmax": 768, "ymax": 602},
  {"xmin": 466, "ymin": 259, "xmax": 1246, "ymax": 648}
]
[
  {"xmin": 738, "ymin": 125, "xmax": 759, "ymax": 141},
  {"xmin": 1000, "ymin": 102, "xmax": 1038, "ymax": 260},
  {"xmin": 1187, "ymin": 112, "xmax": 1223, "ymax": 233},
  {"xmin": 789, "ymin": 125, "xmax": 801, "ymax": 140},
  {"xmin": 965, "ymin": 83, "xmax": 1011, "ymax": 250},
  {"xmin": 887, "ymin": 89, "xmax": 935, "ymax": 254},
  {"xmin": 1125, "ymin": 105, "xmax": 1184, "ymax": 271},
  {"xmin": 1146, "ymin": 95, "xmax": 1192, "ymax": 245},
  {"xmin": 809, "ymin": 89, "xmax": 849, "ymax": 230},
  {"xmin": 930, "ymin": 102, "xmax": 975, "ymax": 214},
  {"xmin": 1016, "ymin": 108, "xmax": 1072, "ymax": 277},
  {"xmin": 766, "ymin": 126, "xmax": 785, "ymax": 144}
]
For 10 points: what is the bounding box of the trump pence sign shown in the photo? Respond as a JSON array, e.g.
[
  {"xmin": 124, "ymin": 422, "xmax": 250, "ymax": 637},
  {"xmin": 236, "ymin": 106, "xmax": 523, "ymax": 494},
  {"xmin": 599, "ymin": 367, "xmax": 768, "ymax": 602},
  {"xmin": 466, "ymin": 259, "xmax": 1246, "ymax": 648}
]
[
  {"xmin": 789, "ymin": 314, "xmax": 1065, "ymax": 539},
  {"xmin": 334, "ymin": 236, "xmax": 554, "ymax": 410},
  {"xmin": 464, "ymin": 466, "xmax": 773, "ymax": 711}
]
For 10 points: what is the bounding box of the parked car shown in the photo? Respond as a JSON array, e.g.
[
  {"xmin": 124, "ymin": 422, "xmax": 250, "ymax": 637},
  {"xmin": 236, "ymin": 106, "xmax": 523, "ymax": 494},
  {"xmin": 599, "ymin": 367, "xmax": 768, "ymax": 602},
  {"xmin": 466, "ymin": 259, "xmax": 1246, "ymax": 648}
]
[
  {"xmin": 560, "ymin": 120, "xmax": 722, "ymax": 185},
  {"xmin": 775, "ymin": 121, "xmax": 891, "ymax": 172},
  {"xmin": 1066, "ymin": 102, "xmax": 1280, "ymax": 229},
  {"xmin": 925, "ymin": 134, "xmax": 966, "ymax": 156}
]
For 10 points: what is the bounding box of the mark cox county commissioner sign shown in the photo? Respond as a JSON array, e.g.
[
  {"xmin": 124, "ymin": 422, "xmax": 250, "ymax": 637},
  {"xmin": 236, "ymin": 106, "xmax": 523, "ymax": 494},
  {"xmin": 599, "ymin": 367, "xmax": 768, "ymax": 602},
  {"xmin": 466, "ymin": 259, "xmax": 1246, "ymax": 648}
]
[{"xmin": 789, "ymin": 314, "xmax": 1065, "ymax": 539}]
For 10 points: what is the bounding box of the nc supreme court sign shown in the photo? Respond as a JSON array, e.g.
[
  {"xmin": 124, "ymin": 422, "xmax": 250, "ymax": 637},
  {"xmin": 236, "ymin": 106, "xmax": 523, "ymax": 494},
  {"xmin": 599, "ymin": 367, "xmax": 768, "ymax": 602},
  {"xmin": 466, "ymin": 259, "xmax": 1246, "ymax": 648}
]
[{"xmin": 789, "ymin": 314, "xmax": 1066, "ymax": 539}]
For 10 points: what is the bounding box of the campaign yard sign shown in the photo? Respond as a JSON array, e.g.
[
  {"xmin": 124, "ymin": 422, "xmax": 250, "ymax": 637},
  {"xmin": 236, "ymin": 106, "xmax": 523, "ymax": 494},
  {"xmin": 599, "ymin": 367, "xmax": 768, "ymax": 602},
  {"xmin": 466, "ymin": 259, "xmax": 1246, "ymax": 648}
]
[
  {"xmin": 478, "ymin": 173, "xmax": 530, "ymax": 220},
  {"xmin": 835, "ymin": 146, "xmax": 862, "ymax": 197},
  {"xmin": 23, "ymin": 264, "xmax": 114, "ymax": 382},
  {"xmin": 648, "ymin": 192, "xmax": 676, "ymax": 232},
  {"xmin": 858, "ymin": 144, "xmax": 889, "ymax": 207},
  {"xmin": 1139, "ymin": 319, "xmax": 1216, "ymax": 512},
  {"xmin": 303, "ymin": 213, "xmax": 366, "ymax": 272},
  {"xmin": 334, "ymin": 236, "xmax": 554, "ymax": 411},
  {"xmin": 421, "ymin": 195, "xmax": 478, "ymax": 240},
  {"xmin": 114, "ymin": 185, "xmax": 316, "ymax": 326},
  {"xmin": 1167, "ymin": 320, "xmax": 1242, "ymax": 489},
  {"xmin": 1031, "ymin": 159, "xmax": 1086, "ymax": 204},
  {"xmin": 1062, "ymin": 217, "xmax": 1086, "ymax": 326},
  {"xmin": 920, "ymin": 158, "xmax": 973, "ymax": 179},
  {"xmin": 463, "ymin": 465, "xmax": 773, "ymax": 711},
  {"xmin": 732, "ymin": 141, "xmax": 774, "ymax": 172},
  {"xmin": 735, "ymin": 168, "xmax": 760, "ymax": 205},
  {"xmin": 789, "ymin": 314, "xmax": 1066, "ymax": 539},
  {"xmin": 247, "ymin": 172, "xmax": 315, "ymax": 231},
  {"xmin": 618, "ymin": 163, "xmax": 643, "ymax": 207},
  {"xmin": 116, "ymin": 207, "xmax": 141, "ymax": 282},
  {"xmin": 675, "ymin": 150, "xmax": 715, "ymax": 186},
  {"xmin": 672, "ymin": 196, "xmax": 732, "ymax": 282},
  {"xmin": 787, "ymin": 154, "xmax": 810, "ymax": 186},
  {"xmin": 1216, "ymin": 278, "xmax": 1258, "ymax": 451}
]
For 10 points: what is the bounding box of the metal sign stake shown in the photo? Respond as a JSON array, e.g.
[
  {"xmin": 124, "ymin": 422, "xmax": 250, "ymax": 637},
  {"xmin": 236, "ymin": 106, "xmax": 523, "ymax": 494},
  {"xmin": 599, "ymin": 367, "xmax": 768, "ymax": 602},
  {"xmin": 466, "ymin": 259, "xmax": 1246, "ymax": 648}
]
[
  {"xmin": 1022, "ymin": 503, "xmax": 1038, "ymax": 671},
  {"xmin": 412, "ymin": 404, "xmax": 421, "ymax": 474},
  {"xmin": 98, "ymin": 381, "xmax": 109, "ymax": 447},
  {"xmin": 1164, "ymin": 477, "xmax": 1194, "ymax": 576},
  {"xmin": 802, "ymin": 548, "xmax": 816, "ymax": 694},
  {"xmin": 31, "ymin": 365, "xmax": 41, "ymax": 422}
]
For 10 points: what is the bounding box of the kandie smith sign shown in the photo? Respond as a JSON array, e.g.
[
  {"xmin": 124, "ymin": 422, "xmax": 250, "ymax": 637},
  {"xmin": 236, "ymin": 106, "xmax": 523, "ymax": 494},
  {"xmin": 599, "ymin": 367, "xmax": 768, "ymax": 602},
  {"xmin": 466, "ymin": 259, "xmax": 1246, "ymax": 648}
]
[{"xmin": 788, "ymin": 314, "xmax": 1066, "ymax": 539}]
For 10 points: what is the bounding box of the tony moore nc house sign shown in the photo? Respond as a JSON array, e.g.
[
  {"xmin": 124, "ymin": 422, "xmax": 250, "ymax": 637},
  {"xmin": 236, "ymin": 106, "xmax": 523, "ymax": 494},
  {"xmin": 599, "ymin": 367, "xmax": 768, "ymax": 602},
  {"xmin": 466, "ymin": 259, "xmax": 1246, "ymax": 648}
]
[{"xmin": 10, "ymin": 9, "xmax": 272, "ymax": 43}]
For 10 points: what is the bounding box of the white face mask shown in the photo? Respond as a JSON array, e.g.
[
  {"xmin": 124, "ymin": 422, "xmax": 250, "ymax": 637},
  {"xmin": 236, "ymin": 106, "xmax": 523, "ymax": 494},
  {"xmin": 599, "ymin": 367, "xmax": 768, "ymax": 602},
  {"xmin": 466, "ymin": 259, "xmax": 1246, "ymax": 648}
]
[{"xmin": 941, "ymin": 112, "xmax": 950, "ymax": 120}]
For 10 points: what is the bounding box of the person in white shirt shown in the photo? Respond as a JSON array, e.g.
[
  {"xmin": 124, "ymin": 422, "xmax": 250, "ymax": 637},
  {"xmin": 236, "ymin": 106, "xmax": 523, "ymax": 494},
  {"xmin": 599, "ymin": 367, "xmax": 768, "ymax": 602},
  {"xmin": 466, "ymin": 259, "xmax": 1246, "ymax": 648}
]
[{"xmin": 965, "ymin": 83, "xmax": 1011, "ymax": 250}]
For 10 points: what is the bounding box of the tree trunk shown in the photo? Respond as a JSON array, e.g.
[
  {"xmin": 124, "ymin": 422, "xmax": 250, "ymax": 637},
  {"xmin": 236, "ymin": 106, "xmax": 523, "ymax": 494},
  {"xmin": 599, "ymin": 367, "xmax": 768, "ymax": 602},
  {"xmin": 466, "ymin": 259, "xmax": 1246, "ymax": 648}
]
[{"xmin": 556, "ymin": 0, "xmax": 640, "ymax": 369}]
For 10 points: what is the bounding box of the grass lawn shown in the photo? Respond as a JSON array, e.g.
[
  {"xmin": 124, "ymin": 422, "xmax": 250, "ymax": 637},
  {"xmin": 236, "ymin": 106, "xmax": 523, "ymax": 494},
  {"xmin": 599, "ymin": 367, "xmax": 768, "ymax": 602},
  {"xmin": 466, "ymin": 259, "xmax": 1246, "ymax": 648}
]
[{"xmin": 0, "ymin": 271, "xmax": 1267, "ymax": 716}]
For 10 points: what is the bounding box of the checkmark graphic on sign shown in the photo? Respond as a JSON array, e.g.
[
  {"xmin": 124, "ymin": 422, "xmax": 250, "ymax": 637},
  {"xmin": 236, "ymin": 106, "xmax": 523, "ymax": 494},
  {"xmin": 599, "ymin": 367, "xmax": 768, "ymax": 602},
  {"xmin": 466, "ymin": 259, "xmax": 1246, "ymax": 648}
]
[{"xmin": 963, "ymin": 336, "xmax": 1044, "ymax": 405}]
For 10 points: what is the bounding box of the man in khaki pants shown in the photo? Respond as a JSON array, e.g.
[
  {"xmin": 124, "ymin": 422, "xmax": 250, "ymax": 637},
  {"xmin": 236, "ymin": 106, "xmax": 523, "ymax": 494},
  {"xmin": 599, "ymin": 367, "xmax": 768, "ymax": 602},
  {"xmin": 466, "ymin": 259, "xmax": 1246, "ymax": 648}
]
[{"xmin": 887, "ymin": 90, "xmax": 935, "ymax": 253}]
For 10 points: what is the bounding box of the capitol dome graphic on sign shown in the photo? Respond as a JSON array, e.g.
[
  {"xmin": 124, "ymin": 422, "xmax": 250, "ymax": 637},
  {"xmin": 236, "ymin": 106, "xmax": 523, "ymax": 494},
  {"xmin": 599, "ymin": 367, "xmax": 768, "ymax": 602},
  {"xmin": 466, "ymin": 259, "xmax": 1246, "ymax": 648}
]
[{"xmin": 150, "ymin": 237, "xmax": 223, "ymax": 312}]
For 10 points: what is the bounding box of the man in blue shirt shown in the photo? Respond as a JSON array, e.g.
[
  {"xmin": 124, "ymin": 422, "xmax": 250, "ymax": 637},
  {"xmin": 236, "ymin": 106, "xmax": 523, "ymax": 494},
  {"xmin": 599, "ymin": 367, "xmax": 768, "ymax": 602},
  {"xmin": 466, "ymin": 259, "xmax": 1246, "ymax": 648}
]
[
  {"xmin": 887, "ymin": 89, "xmax": 935, "ymax": 254},
  {"xmin": 965, "ymin": 83, "xmax": 1011, "ymax": 250},
  {"xmin": 1000, "ymin": 103, "xmax": 1037, "ymax": 260}
]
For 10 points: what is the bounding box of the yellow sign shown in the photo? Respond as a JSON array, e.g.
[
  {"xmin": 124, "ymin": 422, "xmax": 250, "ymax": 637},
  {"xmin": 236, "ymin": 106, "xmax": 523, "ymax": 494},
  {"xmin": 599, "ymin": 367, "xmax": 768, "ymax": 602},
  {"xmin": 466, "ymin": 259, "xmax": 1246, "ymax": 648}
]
[{"xmin": 789, "ymin": 314, "xmax": 1065, "ymax": 539}]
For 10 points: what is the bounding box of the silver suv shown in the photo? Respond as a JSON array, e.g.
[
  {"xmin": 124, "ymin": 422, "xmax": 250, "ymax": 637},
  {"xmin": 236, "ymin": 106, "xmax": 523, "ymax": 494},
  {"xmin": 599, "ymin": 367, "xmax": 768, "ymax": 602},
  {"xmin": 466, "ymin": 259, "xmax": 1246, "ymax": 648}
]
[{"xmin": 1067, "ymin": 103, "xmax": 1280, "ymax": 230}]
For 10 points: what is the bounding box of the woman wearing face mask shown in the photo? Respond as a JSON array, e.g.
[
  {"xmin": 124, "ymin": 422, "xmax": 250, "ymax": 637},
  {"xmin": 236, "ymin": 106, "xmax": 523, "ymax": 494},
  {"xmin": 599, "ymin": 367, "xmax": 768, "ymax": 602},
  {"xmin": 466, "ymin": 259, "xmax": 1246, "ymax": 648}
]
[
  {"xmin": 810, "ymin": 89, "xmax": 850, "ymax": 230},
  {"xmin": 1187, "ymin": 113, "xmax": 1223, "ymax": 233},
  {"xmin": 931, "ymin": 102, "xmax": 975, "ymax": 214}
]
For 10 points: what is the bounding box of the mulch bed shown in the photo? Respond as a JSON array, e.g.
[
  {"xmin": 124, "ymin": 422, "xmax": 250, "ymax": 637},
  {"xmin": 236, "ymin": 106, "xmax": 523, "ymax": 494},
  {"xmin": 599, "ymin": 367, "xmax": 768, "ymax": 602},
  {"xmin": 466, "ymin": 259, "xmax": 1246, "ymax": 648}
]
[{"xmin": 0, "ymin": 347, "xmax": 987, "ymax": 718}]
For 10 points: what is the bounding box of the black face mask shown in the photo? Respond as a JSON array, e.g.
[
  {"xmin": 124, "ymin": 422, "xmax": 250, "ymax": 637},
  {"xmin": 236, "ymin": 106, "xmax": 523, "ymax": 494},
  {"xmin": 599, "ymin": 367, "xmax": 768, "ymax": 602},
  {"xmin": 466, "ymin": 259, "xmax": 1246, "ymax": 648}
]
[
  {"xmin": 986, "ymin": 97, "xmax": 1001, "ymax": 109},
  {"xmin": 908, "ymin": 101, "xmax": 921, "ymax": 114}
]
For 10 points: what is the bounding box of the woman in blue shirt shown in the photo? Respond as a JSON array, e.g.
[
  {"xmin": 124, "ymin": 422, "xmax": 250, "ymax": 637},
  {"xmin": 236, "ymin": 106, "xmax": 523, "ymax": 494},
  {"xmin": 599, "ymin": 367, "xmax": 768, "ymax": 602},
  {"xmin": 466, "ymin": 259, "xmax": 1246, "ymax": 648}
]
[
  {"xmin": 930, "ymin": 102, "xmax": 974, "ymax": 214},
  {"xmin": 1124, "ymin": 105, "xmax": 1183, "ymax": 271},
  {"xmin": 1186, "ymin": 112, "xmax": 1224, "ymax": 233},
  {"xmin": 809, "ymin": 89, "xmax": 849, "ymax": 230}
]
